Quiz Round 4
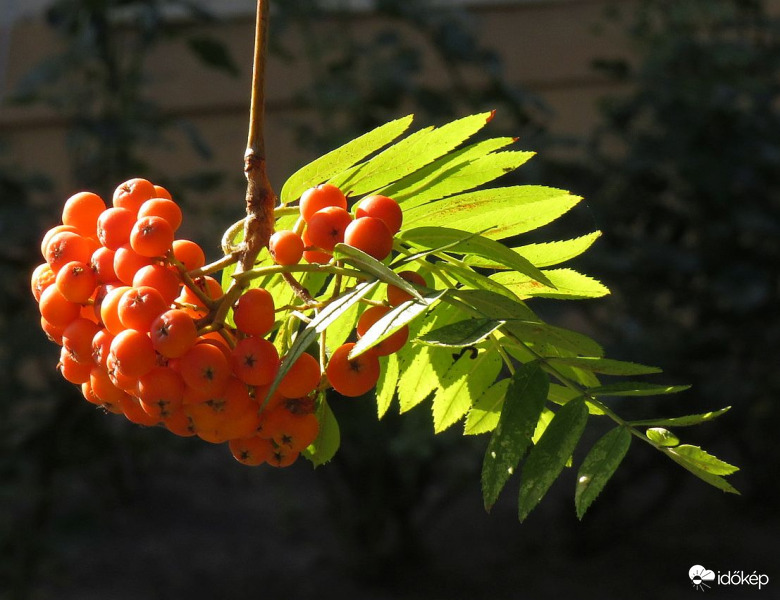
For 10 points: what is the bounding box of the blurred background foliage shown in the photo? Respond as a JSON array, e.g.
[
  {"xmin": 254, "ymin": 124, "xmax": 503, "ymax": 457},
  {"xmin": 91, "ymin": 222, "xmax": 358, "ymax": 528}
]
[{"xmin": 0, "ymin": 0, "xmax": 777, "ymax": 598}]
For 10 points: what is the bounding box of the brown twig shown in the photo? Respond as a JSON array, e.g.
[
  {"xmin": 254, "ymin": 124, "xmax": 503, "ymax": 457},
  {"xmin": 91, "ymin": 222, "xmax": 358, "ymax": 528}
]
[{"xmin": 238, "ymin": 0, "xmax": 275, "ymax": 275}]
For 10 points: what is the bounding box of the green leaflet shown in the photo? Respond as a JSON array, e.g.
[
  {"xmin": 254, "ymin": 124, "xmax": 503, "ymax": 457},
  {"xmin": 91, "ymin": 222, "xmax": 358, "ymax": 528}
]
[
  {"xmin": 432, "ymin": 349, "xmax": 503, "ymax": 433},
  {"xmin": 575, "ymin": 427, "xmax": 632, "ymax": 519},
  {"xmin": 646, "ymin": 427, "xmax": 680, "ymax": 447},
  {"xmin": 517, "ymin": 398, "xmax": 589, "ymax": 522},
  {"xmin": 587, "ymin": 382, "xmax": 691, "ymax": 397},
  {"xmin": 349, "ymin": 291, "xmax": 445, "ymax": 359},
  {"xmin": 503, "ymin": 321, "xmax": 605, "ymax": 358},
  {"xmin": 667, "ymin": 445, "xmax": 739, "ymax": 476},
  {"xmin": 396, "ymin": 303, "xmax": 461, "ymax": 413},
  {"xmin": 402, "ymin": 185, "xmax": 581, "ymax": 241},
  {"xmin": 447, "ymin": 288, "xmax": 539, "ymax": 322},
  {"xmin": 481, "ymin": 361, "xmax": 549, "ymax": 512},
  {"xmin": 464, "ymin": 378, "xmax": 511, "ymax": 435},
  {"xmin": 392, "ymin": 150, "xmax": 535, "ymax": 208},
  {"xmin": 416, "ymin": 318, "xmax": 504, "ymax": 348},
  {"xmin": 303, "ymin": 397, "xmax": 340, "ymax": 467},
  {"xmin": 440, "ymin": 261, "xmax": 520, "ymax": 300},
  {"xmin": 513, "ymin": 232, "xmax": 603, "ymax": 268},
  {"xmin": 665, "ymin": 448, "xmax": 740, "ymax": 494},
  {"xmin": 546, "ymin": 357, "xmax": 662, "ymax": 376},
  {"xmin": 379, "ymin": 137, "xmax": 520, "ymax": 202},
  {"xmin": 375, "ymin": 353, "xmax": 401, "ymax": 419},
  {"xmin": 399, "ymin": 226, "xmax": 552, "ymax": 287},
  {"xmin": 331, "ymin": 112, "xmax": 495, "ymax": 196},
  {"xmin": 490, "ymin": 268, "xmax": 610, "ymax": 300},
  {"xmin": 629, "ymin": 407, "xmax": 731, "ymax": 428},
  {"xmin": 280, "ymin": 114, "xmax": 413, "ymax": 204}
]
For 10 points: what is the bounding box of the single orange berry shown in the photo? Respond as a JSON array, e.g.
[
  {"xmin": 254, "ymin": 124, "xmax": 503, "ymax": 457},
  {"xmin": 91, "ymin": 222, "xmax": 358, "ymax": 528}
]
[
  {"xmin": 299, "ymin": 183, "xmax": 347, "ymax": 222},
  {"xmin": 230, "ymin": 336, "xmax": 280, "ymax": 387},
  {"xmin": 150, "ymin": 309, "xmax": 198, "ymax": 358},
  {"xmin": 278, "ymin": 352, "xmax": 321, "ymax": 398},
  {"xmin": 137, "ymin": 198, "xmax": 182, "ymax": 231},
  {"xmin": 112, "ymin": 178, "xmax": 155, "ymax": 215},
  {"xmin": 232, "ymin": 288, "xmax": 275, "ymax": 336},
  {"xmin": 269, "ymin": 230, "xmax": 304, "ymax": 266},
  {"xmin": 325, "ymin": 342, "xmax": 381, "ymax": 397},
  {"xmin": 62, "ymin": 191, "xmax": 107, "ymax": 237},
  {"xmin": 130, "ymin": 215, "xmax": 175, "ymax": 258},
  {"xmin": 343, "ymin": 216, "xmax": 394, "ymax": 261},
  {"xmin": 355, "ymin": 194, "xmax": 402, "ymax": 235},
  {"xmin": 55, "ymin": 260, "xmax": 97, "ymax": 304}
]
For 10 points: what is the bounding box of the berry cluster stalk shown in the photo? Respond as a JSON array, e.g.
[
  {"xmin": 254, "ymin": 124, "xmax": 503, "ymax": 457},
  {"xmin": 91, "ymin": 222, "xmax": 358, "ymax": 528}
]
[{"xmin": 239, "ymin": 0, "xmax": 275, "ymax": 275}]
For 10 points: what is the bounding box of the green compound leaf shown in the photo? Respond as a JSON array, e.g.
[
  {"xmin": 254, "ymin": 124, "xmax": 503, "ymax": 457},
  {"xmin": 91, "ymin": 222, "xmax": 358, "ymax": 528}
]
[
  {"xmin": 490, "ymin": 268, "xmax": 610, "ymax": 300},
  {"xmin": 280, "ymin": 114, "xmax": 413, "ymax": 204},
  {"xmin": 481, "ymin": 361, "xmax": 549, "ymax": 512},
  {"xmin": 399, "ymin": 226, "xmax": 553, "ymax": 287},
  {"xmin": 546, "ymin": 357, "xmax": 662, "ymax": 376},
  {"xmin": 517, "ymin": 398, "xmax": 589, "ymax": 522},
  {"xmin": 303, "ymin": 397, "xmax": 340, "ymax": 468},
  {"xmin": 629, "ymin": 407, "xmax": 731, "ymax": 428},
  {"xmin": 331, "ymin": 112, "xmax": 495, "ymax": 196},
  {"xmin": 667, "ymin": 445, "xmax": 740, "ymax": 476},
  {"xmin": 575, "ymin": 426, "xmax": 632, "ymax": 519},
  {"xmin": 416, "ymin": 318, "xmax": 504, "ymax": 348},
  {"xmin": 403, "ymin": 186, "xmax": 581, "ymax": 241},
  {"xmin": 587, "ymin": 382, "xmax": 691, "ymax": 397},
  {"xmin": 464, "ymin": 378, "xmax": 511, "ymax": 435},
  {"xmin": 433, "ymin": 349, "xmax": 503, "ymax": 433},
  {"xmin": 379, "ymin": 138, "xmax": 523, "ymax": 202}
]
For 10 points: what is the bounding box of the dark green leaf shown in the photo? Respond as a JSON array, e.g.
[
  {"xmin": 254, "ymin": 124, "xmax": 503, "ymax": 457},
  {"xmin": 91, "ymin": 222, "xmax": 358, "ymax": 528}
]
[
  {"xmin": 481, "ymin": 362, "xmax": 549, "ymax": 512},
  {"xmin": 517, "ymin": 398, "xmax": 589, "ymax": 522},
  {"xmin": 575, "ymin": 427, "xmax": 632, "ymax": 519}
]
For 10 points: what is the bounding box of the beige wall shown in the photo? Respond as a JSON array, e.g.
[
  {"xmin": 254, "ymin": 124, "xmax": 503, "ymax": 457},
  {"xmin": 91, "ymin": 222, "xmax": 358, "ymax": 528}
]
[{"xmin": 0, "ymin": 0, "xmax": 624, "ymax": 222}]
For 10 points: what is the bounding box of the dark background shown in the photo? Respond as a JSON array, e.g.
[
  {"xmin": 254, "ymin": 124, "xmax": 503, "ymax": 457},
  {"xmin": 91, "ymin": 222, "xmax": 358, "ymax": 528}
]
[{"xmin": 1, "ymin": 1, "xmax": 778, "ymax": 598}]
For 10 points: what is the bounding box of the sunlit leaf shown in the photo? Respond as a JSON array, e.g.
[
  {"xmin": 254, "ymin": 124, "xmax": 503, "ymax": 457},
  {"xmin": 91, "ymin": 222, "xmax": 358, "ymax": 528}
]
[
  {"xmin": 433, "ymin": 349, "xmax": 503, "ymax": 433},
  {"xmin": 416, "ymin": 318, "xmax": 504, "ymax": 348},
  {"xmin": 464, "ymin": 378, "xmax": 511, "ymax": 435},
  {"xmin": 403, "ymin": 186, "xmax": 581, "ymax": 240},
  {"xmin": 303, "ymin": 397, "xmax": 340, "ymax": 467},
  {"xmin": 379, "ymin": 137, "xmax": 521, "ymax": 202},
  {"xmin": 587, "ymin": 382, "xmax": 691, "ymax": 397},
  {"xmin": 375, "ymin": 353, "xmax": 401, "ymax": 419},
  {"xmin": 645, "ymin": 427, "xmax": 680, "ymax": 447},
  {"xmin": 331, "ymin": 112, "xmax": 495, "ymax": 196},
  {"xmin": 399, "ymin": 226, "xmax": 553, "ymax": 287},
  {"xmin": 546, "ymin": 357, "xmax": 662, "ymax": 376},
  {"xmin": 280, "ymin": 114, "xmax": 414, "ymax": 204},
  {"xmin": 491, "ymin": 268, "xmax": 610, "ymax": 300},
  {"xmin": 667, "ymin": 445, "xmax": 739, "ymax": 475},
  {"xmin": 333, "ymin": 243, "xmax": 424, "ymax": 301}
]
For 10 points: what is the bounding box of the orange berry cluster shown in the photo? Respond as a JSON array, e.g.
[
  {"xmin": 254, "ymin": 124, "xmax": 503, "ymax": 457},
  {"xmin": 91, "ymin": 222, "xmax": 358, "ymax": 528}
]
[
  {"xmin": 269, "ymin": 183, "xmax": 402, "ymax": 266},
  {"xmin": 32, "ymin": 178, "xmax": 321, "ymax": 468},
  {"xmin": 269, "ymin": 183, "xmax": 426, "ymax": 398}
]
